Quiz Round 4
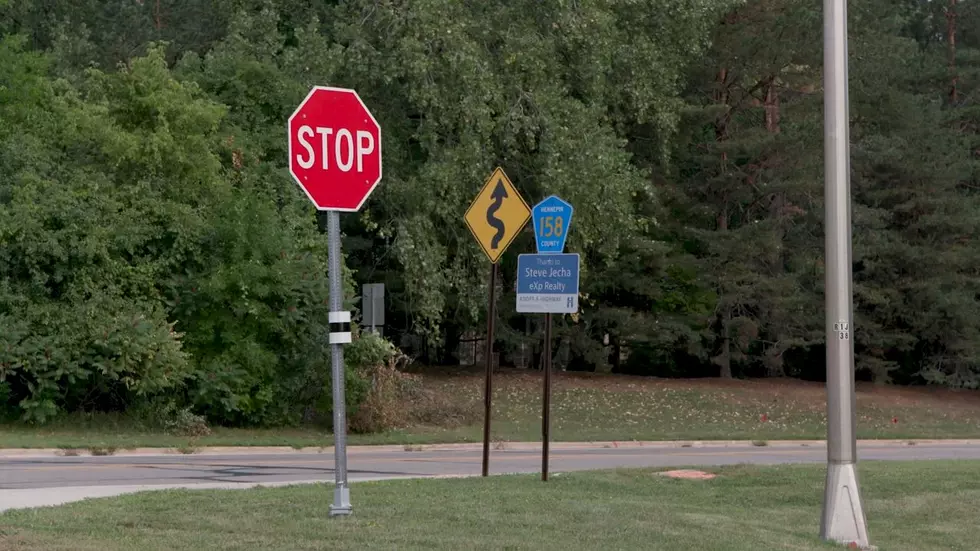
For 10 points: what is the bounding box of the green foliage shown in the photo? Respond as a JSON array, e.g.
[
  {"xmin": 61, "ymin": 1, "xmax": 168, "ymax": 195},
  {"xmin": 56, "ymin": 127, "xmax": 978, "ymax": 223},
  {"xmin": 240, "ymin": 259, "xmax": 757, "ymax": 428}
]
[
  {"xmin": 666, "ymin": 0, "xmax": 980, "ymax": 382},
  {"xmin": 0, "ymin": 37, "xmax": 195, "ymax": 423},
  {"xmin": 4, "ymin": 0, "xmax": 980, "ymax": 431},
  {"xmin": 314, "ymin": 331, "xmax": 408, "ymax": 430},
  {"xmin": 128, "ymin": 399, "xmax": 212, "ymax": 436},
  {"xmin": 0, "ymin": 293, "xmax": 189, "ymax": 424},
  {"xmin": 327, "ymin": 0, "xmax": 729, "ymax": 347},
  {"xmin": 346, "ymin": 331, "xmax": 417, "ymax": 433},
  {"xmin": 0, "ymin": 381, "xmax": 15, "ymax": 420},
  {"xmin": 345, "ymin": 331, "xmax": 405, "ymax": 374},
  {"xmin": 0, "ymin": 35, "xmax": 346, "ymax": 425}
]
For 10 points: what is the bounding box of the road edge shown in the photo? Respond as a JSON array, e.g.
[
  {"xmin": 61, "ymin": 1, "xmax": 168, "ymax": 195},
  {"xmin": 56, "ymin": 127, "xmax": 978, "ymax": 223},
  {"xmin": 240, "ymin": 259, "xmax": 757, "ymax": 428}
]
[{"xmin": 2, "ymin": 438, "xmax": 977, "ymax": 459}]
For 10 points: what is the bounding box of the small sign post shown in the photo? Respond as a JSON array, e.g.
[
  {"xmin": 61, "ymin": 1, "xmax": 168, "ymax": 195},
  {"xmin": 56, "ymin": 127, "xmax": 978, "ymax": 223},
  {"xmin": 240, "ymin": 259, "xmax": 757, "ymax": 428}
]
[
  {"xmin": 464, "ymin": 167, "xmax": 530, "ymax": 477},
  {"xmin": 362, "ymin": 283, "xmax": 385, "ymax": 335},
  {"xmin": 523, "ymin": 195, "xmax": 576, "ymax": 481}
]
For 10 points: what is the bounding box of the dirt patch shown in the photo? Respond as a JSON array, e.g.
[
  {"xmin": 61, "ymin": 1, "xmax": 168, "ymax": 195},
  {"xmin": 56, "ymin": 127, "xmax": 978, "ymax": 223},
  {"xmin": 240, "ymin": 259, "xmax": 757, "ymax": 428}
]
[{"xmin": 659, "ymin": 469, "xmax": 717, "ymax": 480}]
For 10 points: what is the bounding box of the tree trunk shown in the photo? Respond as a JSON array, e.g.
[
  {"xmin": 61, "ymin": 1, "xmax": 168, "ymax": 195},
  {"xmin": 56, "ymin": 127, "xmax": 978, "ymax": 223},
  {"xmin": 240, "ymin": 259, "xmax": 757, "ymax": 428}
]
[
  {"xmin": 441, "ymin": 323, "xmax": 461, "ymax": 366},
  {"xmin": 764, "ymin": 76, "xmax": 780, "ymax": 133},
  {"xmin": 715, "ymin": 67, "xmax": 731, "ymax": 140},
  {"xmin": 717, "ymin": 201, "xmax": 731, "ymax": 378},
  {"xmin": 608, "ymin": 335, "xmax": 622, "ymax": 373},
  {"xmin": 946, "ymin": 0, "xmax": 958, "ymax": 105},
  {"xmin": 766, "ymin": 76, "xmax": 786, "ymax": 271},
  {"xmin": 154, "ymin": 0, "xmax": 163, "ymax": 30},
  {"xmin": 714, "ymin": 65, "xmax": 734, "ymax": 379},
  {"xmin": 719, "ymin": 311, "xmax": 733, "ymax": 378}
]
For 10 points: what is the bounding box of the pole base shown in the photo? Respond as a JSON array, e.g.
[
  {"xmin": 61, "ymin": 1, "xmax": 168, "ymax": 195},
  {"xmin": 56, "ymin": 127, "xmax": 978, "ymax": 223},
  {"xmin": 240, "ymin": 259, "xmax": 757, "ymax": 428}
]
[
  {"xmin": 820, "ymin": 462, "xmax": 869, "ymax": 548},
  {"xmin": 329, "ymin": 485, "xmax": 352, "ymax": 517}
]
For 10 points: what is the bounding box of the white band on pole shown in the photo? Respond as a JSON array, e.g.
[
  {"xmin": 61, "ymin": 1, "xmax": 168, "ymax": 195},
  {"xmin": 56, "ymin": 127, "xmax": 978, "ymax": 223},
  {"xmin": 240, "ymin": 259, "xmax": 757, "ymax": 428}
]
[
  {"xmin": 329, "ymin": 310, "xmax": 352, "ymax": 344},
  {"xmin": 329, "ymin": 311, "xmax": 351, "ymax": 323}
]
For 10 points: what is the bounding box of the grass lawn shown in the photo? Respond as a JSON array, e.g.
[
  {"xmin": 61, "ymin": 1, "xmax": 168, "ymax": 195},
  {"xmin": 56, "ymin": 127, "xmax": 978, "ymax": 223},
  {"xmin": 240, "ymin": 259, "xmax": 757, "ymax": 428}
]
[
  {"xmin": 3, "ymin": 370, "xmax": 980, "ymax": 449},
  {"xmin": 2, "ymin": 461, "xmax": 979, "ymax": 550}
]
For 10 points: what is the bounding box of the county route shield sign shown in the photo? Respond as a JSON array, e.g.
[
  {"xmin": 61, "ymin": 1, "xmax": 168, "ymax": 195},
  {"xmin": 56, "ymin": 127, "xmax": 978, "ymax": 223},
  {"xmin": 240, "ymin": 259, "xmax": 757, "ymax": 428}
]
[
  {"xmin": 531, "ymin": 195, "xmax": 573, "ymax": 254},
  {"xmin": 464, "ymin": 167, "xmax": 531, "ymax": 264}
]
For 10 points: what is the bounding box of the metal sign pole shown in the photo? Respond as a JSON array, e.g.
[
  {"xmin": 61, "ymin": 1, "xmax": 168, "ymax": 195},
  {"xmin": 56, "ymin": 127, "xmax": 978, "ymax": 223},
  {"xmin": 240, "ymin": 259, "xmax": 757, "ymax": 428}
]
[
  {"xmin": 327, "ymin": 211, "xmax": 352, "ymax": 516},
  {"xmin": 288, "ymin": 86, "xmax": 379, "ymax": 519},
  {"xmin": 821, "ymin": 0, "xmax": 868, "ymax": 545},
  {"xmin": 542, "ymin": 312, "xmax": 552, "ymax": 481},
  {"xmin": 465, "ymin": 167, "xmax": 530, "ymax": 478},
  {"xmin": 482, "ymin": 262, "xmax": 498, "ymax": 477},
  {"xmin": 527, "ymin": 194, "xmax": 573, "ymax": 484}
]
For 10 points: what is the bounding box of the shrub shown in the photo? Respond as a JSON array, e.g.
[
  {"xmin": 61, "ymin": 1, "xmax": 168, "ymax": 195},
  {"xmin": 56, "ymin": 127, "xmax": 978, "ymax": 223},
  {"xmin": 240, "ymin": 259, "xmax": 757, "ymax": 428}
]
[
  {"xmin": 347, "ymin": 331, "xmax": 416, "ymax": 434},
  {"xmin": 0, "ymin": 293, "xmax": 190, "ymax": 424},
  {"xmin": 164, "ymin": 406, "xmax": 212, "ymax": 437},
  {"xmin": 405, "ymin": 388, "xmax": 482, "ymax": 428},
  {"xmin": 0, "ymin": 381, "xmax": 15, "ymax": 421},
  {"xmin": 310, "ymin": 333, "xmax": 375, "ymax": 428},
  {"xmin": 130, "ymin": 399, "xmax": 210, "ymax": 436}
]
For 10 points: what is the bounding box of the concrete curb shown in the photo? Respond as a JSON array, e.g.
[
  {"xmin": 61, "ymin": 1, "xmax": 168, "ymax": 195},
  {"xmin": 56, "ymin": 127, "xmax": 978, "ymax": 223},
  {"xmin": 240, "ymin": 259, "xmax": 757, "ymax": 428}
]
[
  {"xmin": 0, "ymin": 474, "xmax": 481, "ymax": 513},
  {"xmin": 2, "ymin": 439, "xmax": 979, "ymax": 459}
]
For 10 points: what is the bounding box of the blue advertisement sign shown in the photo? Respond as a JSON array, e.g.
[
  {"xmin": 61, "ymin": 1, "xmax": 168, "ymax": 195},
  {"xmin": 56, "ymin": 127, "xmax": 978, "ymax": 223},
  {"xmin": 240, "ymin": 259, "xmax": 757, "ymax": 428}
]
[{"xmin": 516, "ymin": 253, "xmax": 580, "ymax": 314}]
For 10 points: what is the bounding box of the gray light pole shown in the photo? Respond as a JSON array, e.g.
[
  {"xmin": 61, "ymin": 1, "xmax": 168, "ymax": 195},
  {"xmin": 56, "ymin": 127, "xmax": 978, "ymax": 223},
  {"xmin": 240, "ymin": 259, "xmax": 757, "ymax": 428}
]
[{"xmin": 821, "ymin": 0, "xmax": 869, "ymax": 546}]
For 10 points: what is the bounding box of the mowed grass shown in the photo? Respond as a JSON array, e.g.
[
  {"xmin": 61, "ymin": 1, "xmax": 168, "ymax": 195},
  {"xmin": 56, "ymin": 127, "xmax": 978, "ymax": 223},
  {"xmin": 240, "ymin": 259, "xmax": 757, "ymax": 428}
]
[
  {"xmin": 3, "ymin": 370, "xmax": 980, "ymax": 449},
  {"xmin": 2, "ymin": 461, "xmax": 980, "ymax": 550}
]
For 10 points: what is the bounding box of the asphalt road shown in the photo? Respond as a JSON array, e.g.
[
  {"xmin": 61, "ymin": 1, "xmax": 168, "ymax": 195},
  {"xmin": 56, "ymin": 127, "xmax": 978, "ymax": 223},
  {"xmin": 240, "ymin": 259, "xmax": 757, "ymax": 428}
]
[{"xmin": 2, "ymin": 441, "xmax": 980, "ymax": 511}]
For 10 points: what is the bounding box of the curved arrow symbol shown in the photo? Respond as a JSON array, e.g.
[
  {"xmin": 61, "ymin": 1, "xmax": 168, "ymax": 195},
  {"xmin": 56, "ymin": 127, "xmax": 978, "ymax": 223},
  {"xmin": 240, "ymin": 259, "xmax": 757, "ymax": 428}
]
[{"xmin": 486, "ymin": 179, "xmax": 508, "ymax": 249}]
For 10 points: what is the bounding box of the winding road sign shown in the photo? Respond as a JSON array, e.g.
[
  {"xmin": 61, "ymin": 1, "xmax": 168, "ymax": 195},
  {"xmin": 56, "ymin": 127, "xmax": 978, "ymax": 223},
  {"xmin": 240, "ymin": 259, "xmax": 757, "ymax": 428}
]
[{"xmin": 464, "ymin": 167, "xmax": 530, "ymax": 264}]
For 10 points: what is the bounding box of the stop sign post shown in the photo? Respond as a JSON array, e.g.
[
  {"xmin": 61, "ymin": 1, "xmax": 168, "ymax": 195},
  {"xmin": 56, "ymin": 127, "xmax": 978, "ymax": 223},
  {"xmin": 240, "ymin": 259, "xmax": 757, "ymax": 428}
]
[{"xmin": 288, "ymin": 87, "xmax": 382, "ymax": 517}]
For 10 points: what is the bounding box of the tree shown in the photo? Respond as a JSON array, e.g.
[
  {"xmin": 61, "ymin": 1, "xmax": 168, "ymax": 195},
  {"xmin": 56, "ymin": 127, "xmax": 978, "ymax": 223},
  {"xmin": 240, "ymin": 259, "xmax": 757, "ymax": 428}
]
[
  {"xmin": 670, "ymin": 0, "xmax": 824, "ymax": 378},
  {"xmin": 0, "ymin": 37, "xmax": 195, "ymax": 422},
  {"xmin": 0, "ymin": 36, "xmax": 352, "ymax": 424},
  {"xmin": 321, "ymin": 0, "xmax": 729, "ymax": 367},
  {"xmin": 847, "ymin": 0, "xmax": 980, "ymax": 385}
]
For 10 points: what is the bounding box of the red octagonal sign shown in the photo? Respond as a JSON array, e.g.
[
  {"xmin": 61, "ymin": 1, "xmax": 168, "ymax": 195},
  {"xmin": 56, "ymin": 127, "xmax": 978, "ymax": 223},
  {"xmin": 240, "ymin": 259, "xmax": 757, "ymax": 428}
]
[{"xmin": 288, "ymin": 86, "xmax": 382, "ymax": 212}]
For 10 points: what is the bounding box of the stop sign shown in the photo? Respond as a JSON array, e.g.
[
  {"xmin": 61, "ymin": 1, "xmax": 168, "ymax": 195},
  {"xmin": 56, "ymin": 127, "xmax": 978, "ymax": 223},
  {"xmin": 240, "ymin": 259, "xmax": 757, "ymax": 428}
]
[{"xmin": 287, "ymin": 86, "xmax": 382, "ymax": 211}]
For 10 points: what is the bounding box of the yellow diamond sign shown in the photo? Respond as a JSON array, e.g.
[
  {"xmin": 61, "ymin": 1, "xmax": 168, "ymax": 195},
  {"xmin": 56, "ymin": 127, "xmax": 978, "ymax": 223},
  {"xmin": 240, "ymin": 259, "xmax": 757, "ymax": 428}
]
[{"xmin": 464, "ymin": 167, "xmax": 530, "ymax": 264}]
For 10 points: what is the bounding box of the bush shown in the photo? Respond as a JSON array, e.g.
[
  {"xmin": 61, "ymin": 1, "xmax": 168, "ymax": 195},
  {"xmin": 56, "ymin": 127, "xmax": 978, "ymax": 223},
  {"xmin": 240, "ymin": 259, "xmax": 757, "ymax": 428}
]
[
  {"xmin": 131, "ymin": 399, "xmax": 212, "ymax": 437},
  {"xmin": 163, "ymin": 406, "xmax": 212, "ymax": 437},
  {"xmin": 310, "ymin": 335, "xmax": 374, "ymax": 429},
  {"xmin": 0, "ymin": 43, "xmax": 208, "ymax": 423},
  {"xmin": 346, "ymin": 331, "xmax": 416, "ymax": 434},
  {"xmin": 0, "ymin": 293, "xmax": 191, "ymax": 424},
  {"xmin": 405, "ymin": 387, "xmax": 482, "ymax": 428},
  {"xmin": 0, "ymin": 381, "xmax": 15, "ymax": 421},
  {"xmin": 0, "ymin": 42, "xmax": 364, "ymax": 427}
]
